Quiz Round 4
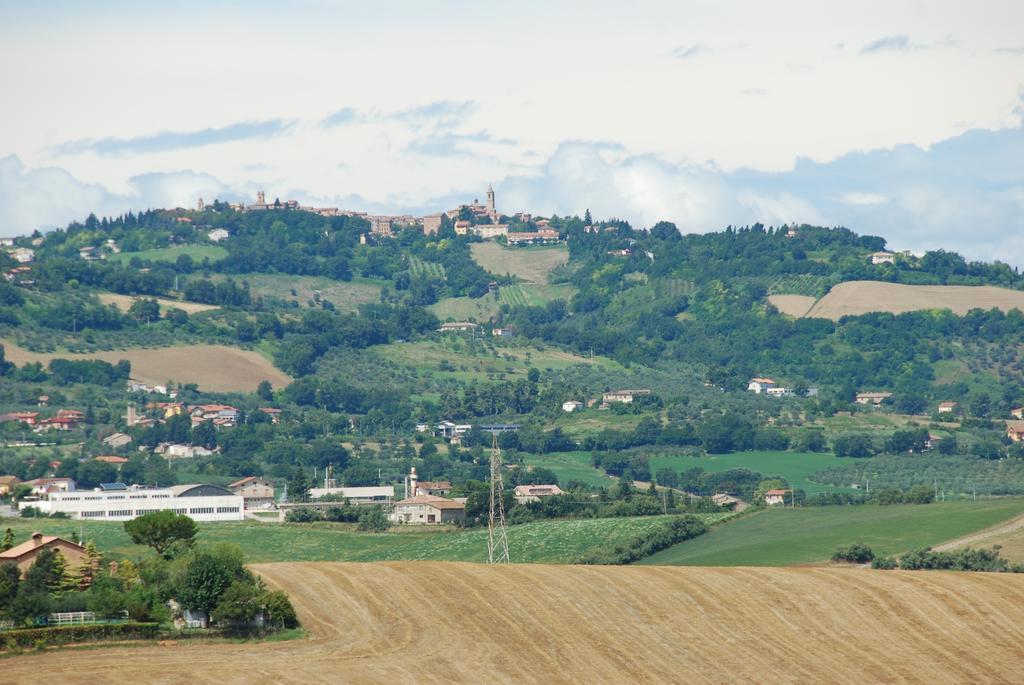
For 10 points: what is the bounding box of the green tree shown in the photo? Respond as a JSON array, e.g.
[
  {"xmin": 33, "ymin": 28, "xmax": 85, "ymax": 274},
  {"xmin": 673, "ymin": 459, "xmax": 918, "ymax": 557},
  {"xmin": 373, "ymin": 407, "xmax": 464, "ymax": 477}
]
[
  {"xmin": 356, "ymin": 506, "xmax": 391, "ymax": 532},
  {"xmin": 288, "ymin": 468, "xmax": 309, "ymax": 503},
  {"xmin": 23, "ymin": 548, "xmax": 69, "ymax": 594},
  {"xmin": 211, "ymin": 579, "xmax": 263, "ymax": 626},
  {"xmin": 262, "ymin": 589, "xmax": 298, "ymax": 628},
  {"xmin": 1, "ymin": 528, "xmax": 13, "ymax": 552},
  {"xmin": 180, "ymin": 553, "xmax": 234, "ymax": 617},
  {"xmin": 128, "ymin": 298, "xmax": 161, "ymax": 323},
  {"xmin": 124, "ymin": 510, "xmax": 198, "ymax": 559},
  {"xmin": 256, "ymin": 380, "xmax": 273, "ymax": 401},
  {"xmin": 0, "ymin": 562, "xmax": 19, "ymax": 615}
]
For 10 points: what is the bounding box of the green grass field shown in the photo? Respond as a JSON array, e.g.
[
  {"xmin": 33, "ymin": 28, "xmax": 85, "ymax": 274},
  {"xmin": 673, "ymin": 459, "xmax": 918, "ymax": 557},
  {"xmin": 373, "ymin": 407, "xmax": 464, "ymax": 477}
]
[
  {"xmin": 639, "ymin": 498, "xmax": 1024, "ymax": 566},
  {"xmin": 0, "ymin": 514, "xmax": 726, "ymax": 565},
  {"xmin": 109, "ymin": 245, "xmax": 227, "ymax": 264},
  {"xmin": 523, "ymin": 451, "xmax": 617, "ymax": 487},
  {"xmin": 375, "ymin": 338, "xmax": 621, "ymax": 384},
  {"xmin": 207, "ymin": 273, "xmax": 385, "ymax": 312},
  {"xmin": 648, "ymin": 451, "xmax": 857, "ymax": 495},
  {"xmin": 408, "ymin": 254, "xmax": 446, "ymax": 280},
  {"xmin": 430, "ymin": 284, "xmax": 575, "ymax": 322},
  {"xmin": 470, "ymin": 243, "xmax": 568, "ymax": 283}
]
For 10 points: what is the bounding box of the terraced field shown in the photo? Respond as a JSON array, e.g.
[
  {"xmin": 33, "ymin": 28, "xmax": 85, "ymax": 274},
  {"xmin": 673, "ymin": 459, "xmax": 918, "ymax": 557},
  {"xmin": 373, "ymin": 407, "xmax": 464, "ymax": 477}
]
[{"xmin": 5, "ymin": 562, "xmax": 1023, "ymax": 683}]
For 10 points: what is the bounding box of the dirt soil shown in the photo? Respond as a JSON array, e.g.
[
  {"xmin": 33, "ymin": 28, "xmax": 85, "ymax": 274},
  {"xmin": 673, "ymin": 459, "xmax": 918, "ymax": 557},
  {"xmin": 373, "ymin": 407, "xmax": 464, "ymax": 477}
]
[
  {"xmin": 3, "ymin": 562, "xmax": 1023, "ymax": 684},
  {"xmin": 806, "ymin": 281, "xmax": 1024, "ymax": 320},
  {"xmin": 767, "ymin": 294, "xmax": 816, "ymax": 317}
]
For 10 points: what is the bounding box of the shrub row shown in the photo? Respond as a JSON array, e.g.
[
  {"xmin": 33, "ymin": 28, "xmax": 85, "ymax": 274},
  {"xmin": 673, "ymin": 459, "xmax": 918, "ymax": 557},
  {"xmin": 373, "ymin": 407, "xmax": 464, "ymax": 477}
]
[
  {"xmin": 0, "ymin": 622, "xmax": 160, "ymax": 650},
  {"xmin": 576, "ymin": 515, "xmax": 708, "ymax": 565}
]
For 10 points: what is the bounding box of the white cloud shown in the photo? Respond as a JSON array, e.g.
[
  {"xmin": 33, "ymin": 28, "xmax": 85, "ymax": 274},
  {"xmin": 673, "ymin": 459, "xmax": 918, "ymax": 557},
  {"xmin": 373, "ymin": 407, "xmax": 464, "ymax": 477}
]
[{"xmin": 840, "ymin": 192, "xmax": 889, "ymax": 205}]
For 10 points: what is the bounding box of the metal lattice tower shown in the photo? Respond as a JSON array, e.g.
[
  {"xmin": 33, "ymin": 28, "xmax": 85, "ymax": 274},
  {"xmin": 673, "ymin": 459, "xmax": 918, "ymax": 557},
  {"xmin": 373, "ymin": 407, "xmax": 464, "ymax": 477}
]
[{"xmin": 487, "ymin": 434, "xmax": 510, "ymax": 564}]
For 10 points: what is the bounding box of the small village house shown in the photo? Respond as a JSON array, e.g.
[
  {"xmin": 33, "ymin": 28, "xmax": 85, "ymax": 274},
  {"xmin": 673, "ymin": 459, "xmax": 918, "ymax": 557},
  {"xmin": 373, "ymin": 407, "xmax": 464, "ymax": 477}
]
[
  {"xmin": 711, "ymin": 493, "xmax": 748, "ymax": 512},
  {"xmin": 0, "ymin": 532, "xmax": 88, "ymax": 577},
  {"xmin": 855, "ymin": 391, "xmax": 893, "ymax": 405},
  {"xmin": 562, "ymin": 400, "xmax": 584, "ymax": 412},
  {"xmin": 747, "ymin": 378, "xmax": 776, "ymax": 394},
  {"xmin": 1007, "ymin": 426, "xmax": 1024, "ymax": 442},
  {"xmin": 763, "ymin": 489, "xmax": 790, "ymax": 506},
  {"xmin": 94, "ymin": 455, "xmax": 129, "ymax": 465},
  {"xmin": 513, "ymin": 484, "xmax": 564, "ymax": 504},
  {"xmin": 937, "ymin": 401, "xmax": 957, "ymax": 414},
  {"xmin": 228, "ymin": 476, "xmax": 276, "ymax": 510},
  {"xmin": 437, "ymin": 321, "xmax": 478, "ymax": 333},
  {"xmin": 602, "ymin": 389, "xmax": 651, "ymax": 404},
  {"xmin": 1012, "ymin": 408, "xmax": 1024, "ymax": 420},
  {"xmin": 0, "ymin": 475, "xmax": 20, "ymax": 495},
  {"xmin": 389, "ymin": 494, "xmax": 466, "ymax": 525},
  {"xmin": 869, "ymin": 251, "xmax": 896, "ymax": 265},
  {"xmin": 24, "ymin": 477, "xmax": 76, "ymax": 496}
]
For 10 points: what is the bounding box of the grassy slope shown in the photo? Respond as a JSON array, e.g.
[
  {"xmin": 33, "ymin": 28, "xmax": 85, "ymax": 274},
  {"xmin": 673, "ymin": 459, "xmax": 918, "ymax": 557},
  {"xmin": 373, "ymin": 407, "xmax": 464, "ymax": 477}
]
[
  {"xmin": 0, "ymin": 514, "xmax": 725, "ymax": 564},
  {"xmin": 522, "ymin": 451, "xmax": 615, "ymax": 488},
  {"xmin": 206, "ymin": 273, "xmax": 386, "ymax": 313},
  {"xmin": 469, "ymin": 243, "xmax": 568, "ymax": 283},
  {"xmin": 639, "ymin": 498, "xmax": 1024, "ymax": 566},
  {"xmin": 109, "ymin": 245, "xmax": 227, "ymax": 264}
]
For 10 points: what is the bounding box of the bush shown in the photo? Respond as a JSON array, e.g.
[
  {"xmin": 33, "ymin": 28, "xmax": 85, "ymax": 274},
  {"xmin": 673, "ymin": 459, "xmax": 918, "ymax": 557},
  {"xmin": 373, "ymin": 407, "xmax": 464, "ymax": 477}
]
[
  {"xmin": 262, "ymin": 590, "xmax": 299, "ymax": 629},
  {"xmin": 871, "ymin": 556, "xmax": 898, "ymax": 570},
  {"xmin": 285, "ymin": 508, "xmax": 322, "ymax": 523},
  {"xmin": 898, "ymin": 546, "xmax": 1017, "ymax": 572},
  {"xmin": 0, "ymin": 623, "xmax": 160, "ymax": 651},
  {"xmin": 356, "ymin": 506, "xmax": 391, "ymax": 532},
  {"xmin": 831, "ymin": 542, "xmax": 874, "ymax": 564}
]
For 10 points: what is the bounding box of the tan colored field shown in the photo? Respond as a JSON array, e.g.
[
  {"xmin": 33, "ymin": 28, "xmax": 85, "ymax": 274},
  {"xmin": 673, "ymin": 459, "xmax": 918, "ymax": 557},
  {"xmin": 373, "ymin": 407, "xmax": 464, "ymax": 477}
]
[
  {"xmin": 767, "ymin": 294, "xmax": 816, "ymax": 317},
  {"xmin": 805, "ymin": 280, "xmax": 1024, "ymax": 320},
  {"xmin": 471, "ymin": 242, "xmax": 568, "ymax": 283},
  {"xmin": 1, "ymin": 341, "xmax": 290, "ymax": 393},
  {"xmin": 4, "ymin": 562, "xmax": 1024, "ymax": 683},
  {"xmin": 97, "ymin": 293, "xmax": 219, "ymax": 315}
]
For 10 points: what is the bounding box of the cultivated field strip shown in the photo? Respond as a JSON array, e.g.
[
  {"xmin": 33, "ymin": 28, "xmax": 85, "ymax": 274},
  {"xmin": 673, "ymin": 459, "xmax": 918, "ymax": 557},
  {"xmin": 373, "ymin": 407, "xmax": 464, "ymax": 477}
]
[
  {"xmin": 806, "ymin": 281, "xmax": 1024, "ymax": 320},
  {"xmin": 3, "ymin": 562, "xmax": 1024, "ymax": 684}
]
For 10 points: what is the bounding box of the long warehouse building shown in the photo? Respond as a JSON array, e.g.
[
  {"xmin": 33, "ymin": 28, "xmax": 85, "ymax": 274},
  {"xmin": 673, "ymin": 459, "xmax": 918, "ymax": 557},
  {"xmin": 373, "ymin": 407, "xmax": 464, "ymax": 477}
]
[{"xmin": 19, "ymin": 483, "xmax": 244, "ymax": 522}]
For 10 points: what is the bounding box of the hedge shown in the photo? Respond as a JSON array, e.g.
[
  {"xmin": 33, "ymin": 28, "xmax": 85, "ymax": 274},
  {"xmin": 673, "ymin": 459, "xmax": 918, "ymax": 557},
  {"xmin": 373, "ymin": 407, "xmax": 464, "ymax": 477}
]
[
  {"xmin": 0, "ymin": 622, "xmax": 160, "ymax": 650},
  {"xmin": 576, "ymin": 514, "xmax": 708, "ymax": 565}
]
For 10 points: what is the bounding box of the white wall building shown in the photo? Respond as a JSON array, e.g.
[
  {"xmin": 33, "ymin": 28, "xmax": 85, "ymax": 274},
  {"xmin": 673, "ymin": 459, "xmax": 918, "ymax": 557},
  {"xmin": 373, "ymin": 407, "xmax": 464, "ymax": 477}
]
[
  {"xmin": 307, "ymin": 485, "xmax": 395, "ymax": 504},
  {"xmin": 747, "ymin": 378, "xmax": 777, "ymax": 394},
  {"xmin": 19, "ymin": 483, "xmax": 244, "ymax": 522}
]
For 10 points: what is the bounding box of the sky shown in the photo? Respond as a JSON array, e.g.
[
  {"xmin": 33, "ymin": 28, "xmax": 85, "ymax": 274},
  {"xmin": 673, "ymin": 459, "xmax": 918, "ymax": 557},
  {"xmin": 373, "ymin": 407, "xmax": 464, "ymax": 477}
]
[{"xmin": 1, "ymin": 0, "xmax": 1023, "ymax": 262}]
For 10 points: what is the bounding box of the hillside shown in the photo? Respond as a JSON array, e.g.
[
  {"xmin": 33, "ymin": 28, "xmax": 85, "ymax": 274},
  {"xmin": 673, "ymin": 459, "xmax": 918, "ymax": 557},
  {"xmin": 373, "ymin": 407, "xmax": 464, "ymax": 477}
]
[{"xmin": 3, "ymin": 562, "xmax": 1023, "ymax": 683}]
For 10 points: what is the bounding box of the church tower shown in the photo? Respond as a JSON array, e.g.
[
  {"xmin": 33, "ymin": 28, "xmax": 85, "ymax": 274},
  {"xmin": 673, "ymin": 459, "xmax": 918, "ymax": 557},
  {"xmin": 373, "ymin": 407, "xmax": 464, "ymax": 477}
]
[{"xmin": 486, "ymin": 185, "xmax": 496, "ymax": 217}]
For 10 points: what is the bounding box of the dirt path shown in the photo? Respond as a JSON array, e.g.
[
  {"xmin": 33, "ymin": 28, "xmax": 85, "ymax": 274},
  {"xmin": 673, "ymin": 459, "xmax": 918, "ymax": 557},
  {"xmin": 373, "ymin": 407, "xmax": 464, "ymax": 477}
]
[
  {"xmin": 2, "ymin": 562, "xmax": 1024, "ymax": 684},
  {"xmin": 934, "ymin": 512, "xmax": 1024, "ymax": 552}
]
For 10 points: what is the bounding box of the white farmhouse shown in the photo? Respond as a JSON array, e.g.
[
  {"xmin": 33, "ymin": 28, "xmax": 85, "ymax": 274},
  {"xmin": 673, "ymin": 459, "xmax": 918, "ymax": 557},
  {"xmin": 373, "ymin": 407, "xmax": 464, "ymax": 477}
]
[{"xmin": 747, "ymin": 377, "xmax": 776, "ymax": 394}]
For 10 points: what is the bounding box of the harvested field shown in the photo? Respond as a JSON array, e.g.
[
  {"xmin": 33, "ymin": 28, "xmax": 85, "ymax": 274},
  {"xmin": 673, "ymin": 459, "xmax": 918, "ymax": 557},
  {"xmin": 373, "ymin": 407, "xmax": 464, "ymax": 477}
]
[
  {"xmin": 471, "ymin": 242, "xmax": 568, "ymax": 283},
  {"xmin": 805, "ymin": 280, "xmax": 1024, "ymax": 320},
  {"xmin": 1, "ymin": 341, "xmax": 290, "ymax": 393},
  {"xmin": 767, "ymin": 294, "xmax": 816, "ymax": 317},
  {"xmin": 4, "ymin": 562, "xmax": 1024, "ymax": 683},
  {"xmin": 97, "ymin": 293, "xmax": 218, "ymax": 315}
]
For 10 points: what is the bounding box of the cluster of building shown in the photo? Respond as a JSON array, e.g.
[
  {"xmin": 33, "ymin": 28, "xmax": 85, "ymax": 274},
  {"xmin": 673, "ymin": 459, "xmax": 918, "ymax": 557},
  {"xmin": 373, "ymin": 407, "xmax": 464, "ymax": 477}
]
[
  {"xmin": 202, "ymin": 187, "xmax": 564, "ymax": 246},
  {"xmin": 562, "ymin": 389, "xmax": 653, "ymax": 413},
  {"xmin": 0, "ymin": 408, "xmax": 87, "ymax": 433}
]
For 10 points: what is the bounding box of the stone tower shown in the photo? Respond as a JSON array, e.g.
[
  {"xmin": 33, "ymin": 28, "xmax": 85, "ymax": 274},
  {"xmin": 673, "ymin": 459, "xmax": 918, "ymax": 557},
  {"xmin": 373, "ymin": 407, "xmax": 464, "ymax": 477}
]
[
  {"xmin": 486, "ymin": 185, "xmax": 495, "ymax": 215},
  {"xmin": 257, "ymin": 190, "xmax": 266, "ymax": 206},
  {"xmin": 197, "ymin": 197, "xmax": 204, "ymax": 211}
]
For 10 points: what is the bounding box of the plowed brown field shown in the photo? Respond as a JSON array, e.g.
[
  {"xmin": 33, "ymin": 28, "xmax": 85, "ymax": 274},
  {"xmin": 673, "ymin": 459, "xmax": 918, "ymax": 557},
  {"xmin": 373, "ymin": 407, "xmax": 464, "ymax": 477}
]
[
  {"xmin": 4, "ymin": 562, "xmax": 1024, "ymax": 684},
  {"xmin": 806, "ymin": 281, "xmax": 1024, "ymax": 320}
]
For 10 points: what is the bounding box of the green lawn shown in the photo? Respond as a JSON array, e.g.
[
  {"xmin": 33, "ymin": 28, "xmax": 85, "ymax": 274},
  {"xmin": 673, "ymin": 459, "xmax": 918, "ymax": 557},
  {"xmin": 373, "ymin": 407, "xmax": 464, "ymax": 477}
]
[
  {"xmin": 523, "ymin": 451, "xmax": 616, "ymax": 488},
  {"xmin": 109, "ymin": 245, "xmax": 227, "ymax": 264},
  {"xmin": 648, "ymin": 451, "xmax": 857, "ymax": 495},
  {"xmin": 639, "ymin": 498, "xmax": 1024, "ymax": 567},
  {"xmin": 0, "ymin": 514, "xmax": 724, "ymax": 565}
]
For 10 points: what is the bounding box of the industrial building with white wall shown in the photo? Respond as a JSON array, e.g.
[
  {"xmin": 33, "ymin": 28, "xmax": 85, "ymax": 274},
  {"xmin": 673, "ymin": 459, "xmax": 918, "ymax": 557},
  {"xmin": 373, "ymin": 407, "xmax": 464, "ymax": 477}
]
[{"xmin": 19, "ymin": 483, "xmax": 244, "ymax": 522}]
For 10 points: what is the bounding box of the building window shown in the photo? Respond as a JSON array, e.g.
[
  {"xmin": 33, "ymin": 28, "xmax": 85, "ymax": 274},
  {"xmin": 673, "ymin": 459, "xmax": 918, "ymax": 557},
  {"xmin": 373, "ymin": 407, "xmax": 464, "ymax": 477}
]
[
  {"xmin": 81, "ymin": 510, "xmax": 105, "ymax": 518},
  {"xmin": 188, "ymin": 507, "xmax": 214, "ymax": 515},
  {"xmin": 216, "ymin": 506, "xmax": 239, "ymax": 513},
  {"xmin": 108, "ymin": 509, "xmax": 133, "ymax": 517}
]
